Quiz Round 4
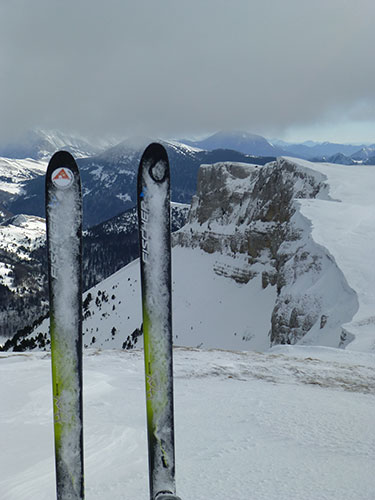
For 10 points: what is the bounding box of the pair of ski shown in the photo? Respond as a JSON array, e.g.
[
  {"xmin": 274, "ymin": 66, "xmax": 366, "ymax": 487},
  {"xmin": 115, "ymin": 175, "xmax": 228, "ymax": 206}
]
[{"xmin": 46, "ymin": 145, "xmax": 180, "ymax": 500}]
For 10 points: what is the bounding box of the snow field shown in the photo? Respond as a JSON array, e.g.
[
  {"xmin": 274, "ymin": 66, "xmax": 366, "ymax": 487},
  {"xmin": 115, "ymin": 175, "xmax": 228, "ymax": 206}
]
[
  {"xmin": 1, "ymin": 348, "xmax": 375, "ymax": 500},
  {"xmin": 293, "ymin": 160, "xmax": 375, "ymax": 351},
  {"xmin": 0, "ymin": 157, "xmax": 46, "ymax": 196},
  {"xmin": 31, "ymin": 247, "xmax": 276, "ymax": 352},
  {"xmin": 0, "ymin": 215, "xmax": 45, "ymax": 257}
]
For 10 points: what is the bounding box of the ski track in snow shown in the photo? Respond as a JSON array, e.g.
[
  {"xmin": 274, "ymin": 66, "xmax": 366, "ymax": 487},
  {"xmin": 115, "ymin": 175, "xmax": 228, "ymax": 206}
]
[{"xmin": 1, "ymin": 348, "xmax": 375, "ymax": 500}]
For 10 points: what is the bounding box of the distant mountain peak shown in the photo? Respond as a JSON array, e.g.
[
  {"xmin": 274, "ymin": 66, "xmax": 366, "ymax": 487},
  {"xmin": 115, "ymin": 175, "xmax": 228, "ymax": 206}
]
[
  {"xmin": 208, "ymin": 130, "xmax": 266, "ymax": 140},
  {"xmin": 0, "ymin": 129, "xmax": 113, "ymax": 161},
  {"xmin": 180, "ymin": 130, "xmax": 286, "ymax": 156}
]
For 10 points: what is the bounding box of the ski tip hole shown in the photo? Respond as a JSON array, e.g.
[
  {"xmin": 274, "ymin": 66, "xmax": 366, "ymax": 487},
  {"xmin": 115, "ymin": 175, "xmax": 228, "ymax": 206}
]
[{"xmin": 149, "ymin": 161, "xmax": 167, "ymax": 183}]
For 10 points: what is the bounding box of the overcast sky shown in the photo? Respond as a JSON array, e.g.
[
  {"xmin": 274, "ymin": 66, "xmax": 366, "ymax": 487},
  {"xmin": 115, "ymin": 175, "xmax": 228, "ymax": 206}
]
[{"xmin": 1, "ymin": 0, "xmax": 375, "ymax": 143}]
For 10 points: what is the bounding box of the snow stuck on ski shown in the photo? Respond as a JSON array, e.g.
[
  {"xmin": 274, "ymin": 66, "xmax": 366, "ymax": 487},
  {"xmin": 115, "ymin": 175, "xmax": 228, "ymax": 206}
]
[
  {"xmin": 138, "ymin": 143, "xmax": 180, "ymax": 500},
  {"xmin": 46, "ymin": 151, "xmax": 84, "ymax": 500}
]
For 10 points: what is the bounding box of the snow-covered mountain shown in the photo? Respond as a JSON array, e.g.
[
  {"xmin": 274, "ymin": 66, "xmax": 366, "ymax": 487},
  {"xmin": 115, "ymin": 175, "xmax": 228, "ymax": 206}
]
[
  {"xmin": 351, "ymin": 145, "xmax": 375, "ymax": 162},
  {"xmin": 306, "ymin": 147, "xmax": 375, "ymax": 165},
  {"xmin": 0, "ymin": 214, "xmax": 48, "ymax": 339},
  {"xmin": 183, "ymin": 133, "xmax": 375, "ymax": 162},
  {"xmin": 0, "ymin": 204, "xmax": 189, "ymax": 343},
  {"xmin": 0, "ymin": 130, "xmax": 114, "ymax": 222},
  {"xmin": 82, "ymin": 202, "xmax": 189, "ymax": 289},
  {"xmin": 276, "ymin": 142, "xmax": 375, "ymax": 165},
  {"xmin": 0, "ymin": 214, "xmax": 46, "ymax": 263},
  {"xmin": 7, "ymin": 156, "xmax": 375, "ymax": 354},
  {"xmin": 7, "ymin": 137, "xmax": 272, "ymax": 228},
  {"xmin": 182, "ymin": 130, "xmax": 286, "ymax": 156},
  {"xmin": 0, "ymin": 129, "xmax": 112, "ymax": 160},
  {"xmin": 174, "ymin": 157, "xmax": 375, "ymax": 352},
  {"xmin": 319, "ymin": 152, "xmax": 356, "ymax": 165},
  {"xmin": 0, "ymin": 156, "xmax": 46, "ymax": 219},
  {"xmin": 279, "ymin": 140, "xmax": 368, "ymax": 160}
]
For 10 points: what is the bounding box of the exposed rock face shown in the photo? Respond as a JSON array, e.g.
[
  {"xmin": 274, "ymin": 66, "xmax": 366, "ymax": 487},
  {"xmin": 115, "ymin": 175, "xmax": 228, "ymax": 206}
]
[{"xmin": 174, "ymin": 158, "xmax": 357, "ymax": 347}]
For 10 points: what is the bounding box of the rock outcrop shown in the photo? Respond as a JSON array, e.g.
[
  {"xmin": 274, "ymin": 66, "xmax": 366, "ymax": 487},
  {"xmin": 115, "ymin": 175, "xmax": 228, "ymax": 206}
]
[{"xmin": 174, "ymin": 158, "xmax": 357, "ymax": 347}]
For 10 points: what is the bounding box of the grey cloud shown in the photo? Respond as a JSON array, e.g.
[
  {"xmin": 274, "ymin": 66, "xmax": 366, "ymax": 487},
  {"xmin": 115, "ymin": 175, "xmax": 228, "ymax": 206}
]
[{"xmin": 1, "ymin": 0, "xmax": 375, "ymax": 141}]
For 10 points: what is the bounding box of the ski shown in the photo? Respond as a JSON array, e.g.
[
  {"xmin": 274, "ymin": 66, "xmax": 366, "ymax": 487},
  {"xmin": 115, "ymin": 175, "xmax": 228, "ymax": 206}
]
[
  {"xmin": 138, "ymin": 143, "xmax": 181, "ymax": 500},
  {"xmin": 46, "ymin": 151, "xmax": 84, "ymax": 500}
]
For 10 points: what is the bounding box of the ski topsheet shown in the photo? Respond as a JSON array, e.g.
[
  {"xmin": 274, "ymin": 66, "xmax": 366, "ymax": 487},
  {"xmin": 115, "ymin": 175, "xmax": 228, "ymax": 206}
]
[
  {"xmin": 138, "ymin": 144, "xmax": 180, "ymax": 500},
  {"xmin": 46, "ymin": 151, "xmax": 84, "ymax": 500}
]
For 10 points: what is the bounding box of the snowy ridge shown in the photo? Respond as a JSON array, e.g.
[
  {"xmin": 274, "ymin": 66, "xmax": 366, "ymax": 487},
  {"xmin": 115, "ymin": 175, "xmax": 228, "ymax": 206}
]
[
  {"xmin": 33, "ymin": 129, "xmax": 111, "ymax": 159},
  {"xmin": 0, "ymin": 129, "xmax": 112, "ymax": 161},
  {"xmin": 288, "ymin": 158, "xmax": 375, "ymax": 351},
  {"xmin": 0, "ymin": 157, "xmax": 46, "ymax": 197}
]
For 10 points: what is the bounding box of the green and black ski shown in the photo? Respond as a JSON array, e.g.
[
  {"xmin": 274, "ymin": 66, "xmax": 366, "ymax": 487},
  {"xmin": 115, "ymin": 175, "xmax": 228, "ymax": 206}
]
[
  {"xmin": 46, "ymin": 151, "xmax": 84, "ymax": 500},
  {"xmin": 138, "ymin": 143, "xmax": 181, "ymax": 500}
]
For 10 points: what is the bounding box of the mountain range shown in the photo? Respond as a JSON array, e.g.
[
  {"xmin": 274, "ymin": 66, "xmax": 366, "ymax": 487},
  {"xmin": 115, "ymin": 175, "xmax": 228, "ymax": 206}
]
[
  {"xmin": 183, "ymin": 131, "xmax": 375, "ymax": 163},
  {"xmin": 182, "ymin": 130, "xmax": 286, "ymax": 156},
  {"xmin": 4, "ymin": 155, "xmax": 375, "ymax": 355},
  {"xmin": 0, "ymin": 129, "xmax": 115, "ymax": 160},
  {"xmin": 6, "ymin": 135, "xmax": 274, "ymax": 228},
  {"xmin": 5, "ymin": 130, "xmax": 375, "ymax": 230},
  {"xmin": 1, "ymin": 128, "xmax": 374, "ymax": 164},
  {"xmin": 1, "ymin": 129, "xmax": 375, "ymax": 352}
]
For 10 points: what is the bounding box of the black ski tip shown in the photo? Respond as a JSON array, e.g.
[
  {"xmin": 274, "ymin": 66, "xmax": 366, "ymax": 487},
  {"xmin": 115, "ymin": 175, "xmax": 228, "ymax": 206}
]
[
  {"xmin": 48, "ymin": 150, "xmax": 77, "ymax": 171},
  {"xmin": 139, "ymin": 142, "xmax": 169, "ymax": 184},
  {"xmin": 46, "ymin": 150, "xmax": 80, "ymax": 192},
  {"xmin": 141, "ymin": 142, "xmax": 168, "ymax": 164}
]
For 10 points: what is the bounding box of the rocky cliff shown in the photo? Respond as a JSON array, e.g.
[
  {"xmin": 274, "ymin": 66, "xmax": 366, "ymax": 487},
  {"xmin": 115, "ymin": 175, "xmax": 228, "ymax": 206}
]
[{"xmin": 174, "ymin": 158, "xmax": 357, "ymax": 347}]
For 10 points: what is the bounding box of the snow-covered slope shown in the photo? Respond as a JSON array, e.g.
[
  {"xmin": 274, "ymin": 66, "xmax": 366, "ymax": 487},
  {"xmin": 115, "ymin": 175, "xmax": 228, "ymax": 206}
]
[
  {"xmin": 20, "ymin": 246, "xmax": 276, "ymax": 351},
  {"xmin": 0, "ymin": 157, "xmax": 46, "ymax": 221},
  {"xmin": 0, "ymin": 157, "xmax": 46, "ymax": 195},
  {"xmin": 1, "ymin": 347, "xmax": 374, "ymax": 500},
  {"xmin": 0, "ymin": 214, "xmax": 46, "ymax": 258},
  {"xmin": 0, "ymin": 203, "xmax": 189, "ymax": 343},
  {"xmin": 291, "ymin": 159, "xmax": 375, "ymax": 351},
  {"xmin": 0, "ymin": 214, "xmax": 48, "ymax": 339},
  {"xmin": 0, "ymin": 214, "xmax": 46, "ymax": 290}
]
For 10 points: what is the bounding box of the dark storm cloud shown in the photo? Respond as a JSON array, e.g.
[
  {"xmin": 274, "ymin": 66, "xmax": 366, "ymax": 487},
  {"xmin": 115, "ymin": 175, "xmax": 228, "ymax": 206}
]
[{"xmin": 1, "ymin": 0, "xmax": 375, "ymax": 141}]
